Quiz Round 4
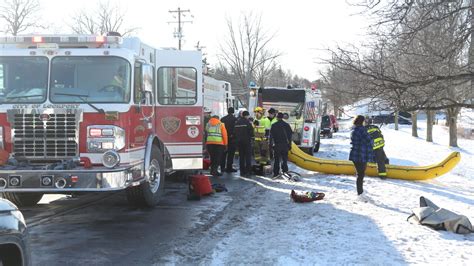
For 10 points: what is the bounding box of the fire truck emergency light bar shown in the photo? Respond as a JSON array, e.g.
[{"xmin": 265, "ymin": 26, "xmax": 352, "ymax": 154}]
[{"xmin": 0, "ymin": 35, "xmax": 122, "ymax": 45}]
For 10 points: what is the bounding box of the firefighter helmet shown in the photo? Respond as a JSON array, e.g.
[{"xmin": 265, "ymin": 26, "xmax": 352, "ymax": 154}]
[{"xmin": 254, "ymin": 107, "xmax": 263, "ymax": 113}]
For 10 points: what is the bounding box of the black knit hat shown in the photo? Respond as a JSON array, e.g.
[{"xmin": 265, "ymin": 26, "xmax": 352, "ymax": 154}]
[
  {"xmin": 268, "ymin": 108, "xmax": 276, "ymax": 114},
  {"xmin": 242, "ymin": 111, "xmax": 250, "ymax": 117},
  {"xmin": 277, "ymin": 112, "xmax": 284, "ymax": 119},
  {"xmin": 228, "ymin": 107, "xmax": 235, "ymax": 114}
]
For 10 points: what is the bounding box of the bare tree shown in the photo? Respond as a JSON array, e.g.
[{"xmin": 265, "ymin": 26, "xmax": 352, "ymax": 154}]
[
  {"xmin": 218, "ymin": 12, "xmax": 282, "ymax": 107},
  {"xmin": 0, "ymin": 0, "xmax": 41, "ymax": 36},
  {"xmin": 255, "ymin": 54, "xmax": 277, "ymax": 88},
  {"xmin": 70, "ymin": 1, "xmax": 137, "ymax": 36},
  {"xmin": 323, "ymin": 0, "xmax": 473, "ymax": 146}
]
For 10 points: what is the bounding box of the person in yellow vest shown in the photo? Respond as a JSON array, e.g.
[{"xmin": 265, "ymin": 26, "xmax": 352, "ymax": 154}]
[
  {"xmin": 267, "ymin": 108, "xmax": 278, "ymax": 159},
  {"xmin": 267, "ymin": 108, "xmax": 278, "ymax": 127},
  {"xmin": 205, "ymin": 115, "xmax": 228, "ymax": 176},
  {"xmin": 253, "ymin": 107, "xmax": 271, "ymax": 165},
  {"xmin": 366, "ymin": 124, "xmax": 389, "ymax": 179}
]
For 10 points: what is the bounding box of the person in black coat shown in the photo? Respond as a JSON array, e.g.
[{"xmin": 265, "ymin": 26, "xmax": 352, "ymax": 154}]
[
  {"xmin": 234, "ymin": 111, "xmax": 254, "ymax": 176},
  {"xmin": 220, "ymin": 107, "xmax": 237, "ymax": 172},
  {"xmin": 270, "ymin": 112, "xmax": 293, "ymax": 177}
]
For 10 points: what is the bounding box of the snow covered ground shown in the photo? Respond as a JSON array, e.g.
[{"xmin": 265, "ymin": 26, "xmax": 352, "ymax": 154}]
[{"xmin": 200, "ymin": 119, "xmax": 473, "ymax": 265}]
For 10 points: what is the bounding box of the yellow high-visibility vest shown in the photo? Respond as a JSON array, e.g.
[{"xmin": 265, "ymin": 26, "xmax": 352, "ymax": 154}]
[{"xmin": 206, "ymin": 123, "xmax": 223, "ymax": 143}]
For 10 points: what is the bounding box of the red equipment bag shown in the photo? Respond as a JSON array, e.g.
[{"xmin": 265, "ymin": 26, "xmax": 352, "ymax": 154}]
[
  {"xmin": 290, "ymin": 190, "xmax": 325, "ymax": 203},
  {"xmin": 189, "ymin": 174, "xmax": 213, "ymax": 197},
  {"xmin": 203, "ymin": 158, "xmax": 211, "ymax": 170}
]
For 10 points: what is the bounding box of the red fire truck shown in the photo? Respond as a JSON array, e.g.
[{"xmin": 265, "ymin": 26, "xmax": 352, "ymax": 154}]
[{"xmin": 0, "ymin": 35, "xmax": 204, "ymax": 207}]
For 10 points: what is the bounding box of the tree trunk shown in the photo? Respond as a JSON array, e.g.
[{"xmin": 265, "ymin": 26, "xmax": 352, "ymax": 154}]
[
  {"xmin": 411, "ymin": 111, "xmax": 418, "ymax": 137},
  {"xmin": 426, "ymin": 110, "xmax": 433, "ymax": 142},
  {"xmin": 394, "ymin": 111, "xmax": 399, "ymax": 130},
  {"xmin": 446, "ymin": 107, "xmax": 460, "ymax": 147},
  {"xmin": 470, "ymin": 0, "xmax": 474, "ymax": 111}
]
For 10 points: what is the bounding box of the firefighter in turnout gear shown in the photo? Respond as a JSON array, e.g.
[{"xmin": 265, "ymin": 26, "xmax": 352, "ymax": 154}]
[
  {"xmin": 253, "ymin": 107, "xmax": 271, "ymax": 165},
  {"xmin": 205, "ymin": 115, "xmax": 228, "ymax": 176},
  {"xmin": 366, "ymin": 124, "xmax": 389, "ymax": 179}
]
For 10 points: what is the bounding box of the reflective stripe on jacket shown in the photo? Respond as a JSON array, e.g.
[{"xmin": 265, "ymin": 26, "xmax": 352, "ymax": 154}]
[{"xmin": 366, "ymin": 125, "xmax": 385, "ymax": 149}]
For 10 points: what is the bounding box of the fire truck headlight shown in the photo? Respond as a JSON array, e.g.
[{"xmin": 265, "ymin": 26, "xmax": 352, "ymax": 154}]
[
  {"xmin": 87, "ymin": 125, "xmax": 125, "ymax": 152},
  {"xmin": 0, "ymin": 126, "xmax": 4, "ymax": 149},
  {"xmin": 102, "ymin": 150, "xmax": 120, "ymax": 168}
]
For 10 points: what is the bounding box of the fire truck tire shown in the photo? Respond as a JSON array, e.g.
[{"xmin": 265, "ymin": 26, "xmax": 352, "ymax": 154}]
[
  {"xmin": 126, "ymin": 145, "xmax": 164, "ymax": 207},
  {"xmin": 314, "ymin": 133, "xmax": 320, "ymax": 152},
  {"xmin": 314, "ymin": 141, "xmax": 320, "ymax": 152},
  {"xmin": 0, "ymin": 192, "xmax": 43, "ymax": 207}
]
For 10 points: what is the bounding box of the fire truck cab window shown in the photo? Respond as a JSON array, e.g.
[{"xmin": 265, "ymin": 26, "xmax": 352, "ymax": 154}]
[
  {"xmin": 0, "ymin": 56, "xmax": 48, "ymax": 103},
  {"xmin": 134, "ymin": 63, "xmax": 155, "ymax": 105},
  {"xmin": 50, "ymin": 56, "xmax": 131, "ymax": 103},
  {"xmin": 157, "ymin": 67, "xmax": 197, "ymax": 105}
]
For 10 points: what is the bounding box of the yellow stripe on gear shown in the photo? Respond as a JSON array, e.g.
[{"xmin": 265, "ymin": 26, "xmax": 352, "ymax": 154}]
[{"xmin": 373, "ymin": 137, "xmax": 385, "ymax": 149}]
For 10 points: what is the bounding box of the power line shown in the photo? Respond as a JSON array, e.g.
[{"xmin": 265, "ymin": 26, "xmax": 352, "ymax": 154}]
[{"xmin": 168, "ymin": 7, "xmax": 193, "ymax": 50}]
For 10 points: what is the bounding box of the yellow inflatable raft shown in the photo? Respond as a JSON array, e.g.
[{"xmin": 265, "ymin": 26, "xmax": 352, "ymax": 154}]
[{"xmin": 288, "ymin": 143, "xmax": 461, "ymax": 180}]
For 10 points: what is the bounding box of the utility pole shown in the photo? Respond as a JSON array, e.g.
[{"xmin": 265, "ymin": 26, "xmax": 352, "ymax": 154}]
[
  {"xmin": 168, "ymin": 7, "xmax": 193, "ymax": 50},
  {"xmin": 195, "ymin": 41, "xmax": 209, "ymax": 74}
]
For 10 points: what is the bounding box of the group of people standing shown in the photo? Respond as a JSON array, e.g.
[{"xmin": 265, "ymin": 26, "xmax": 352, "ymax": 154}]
[
  {"xmin": 204, "ymin": 107, "xmax": 292, "ymax": 178},
  {"xmin": 205, "ymin": 108, "xmax": 389, "ymax": 200}
]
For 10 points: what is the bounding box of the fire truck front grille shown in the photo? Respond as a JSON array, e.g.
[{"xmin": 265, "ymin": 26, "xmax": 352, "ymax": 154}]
[{"xmin": 12, "ymin": 113, "xmax": 78, "ymax": 159}]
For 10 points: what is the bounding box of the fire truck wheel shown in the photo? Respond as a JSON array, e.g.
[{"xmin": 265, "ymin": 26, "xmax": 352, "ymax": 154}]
[
  {"xmin": 0, "ymin": 192, "xmax": 43, "ymax": 207},
  {"xmin": 126, "ymin": 145, "xmax": 164, "ymax": 207},
  {"xmin": 314, "ymin": 141, "xmax": 320, "ymax": 153}
]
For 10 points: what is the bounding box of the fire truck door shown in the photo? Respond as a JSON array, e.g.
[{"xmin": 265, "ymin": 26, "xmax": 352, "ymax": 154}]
[{"xmin": 154, "ymin": 50, "xmax": 203, "ymax": 170}]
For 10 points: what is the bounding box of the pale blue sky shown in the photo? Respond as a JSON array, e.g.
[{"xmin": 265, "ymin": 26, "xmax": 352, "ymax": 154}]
[{"xmin": 37, "ymin": 0, "xmax": 370, "ymax": 81}]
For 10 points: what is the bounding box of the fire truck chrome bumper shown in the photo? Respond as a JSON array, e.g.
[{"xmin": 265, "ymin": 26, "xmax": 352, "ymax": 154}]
[{"xmin": 0, "ymin": 163, "xmax": 144, "ymax": 192}]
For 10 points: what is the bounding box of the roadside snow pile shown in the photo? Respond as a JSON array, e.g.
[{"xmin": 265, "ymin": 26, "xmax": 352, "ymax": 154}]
[
  {"xmin": 342, "ymin": 98, "xmax": 391, "ymax": 118},
  {"xmin": 208, "ymin": 121, "xmax": 473, "ymax": 265}
]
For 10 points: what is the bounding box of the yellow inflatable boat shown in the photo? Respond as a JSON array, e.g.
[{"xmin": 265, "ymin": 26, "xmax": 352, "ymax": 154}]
[{"xmin": 288, "ymin": 143, "xmax": 461, "ymax": 180}]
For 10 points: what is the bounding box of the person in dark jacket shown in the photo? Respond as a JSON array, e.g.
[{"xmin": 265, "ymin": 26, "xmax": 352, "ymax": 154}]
[
  {"xmin": 234, "ymin": 111, "xmax": 254, "ymax": 176},
  {"xmin": 220, "ymin": 107, "xmax": 237, "ymax": 173},
  {"xmin": 270, "ymin": 112, "xmax": 293, "ymax": 177},
  {"xmin": 366, "ymin": 124, "xmax": 389, "ymax": 179},
  {"xmin": 349, "ymin": 115, "xmax": 374, "ymax": 197}
]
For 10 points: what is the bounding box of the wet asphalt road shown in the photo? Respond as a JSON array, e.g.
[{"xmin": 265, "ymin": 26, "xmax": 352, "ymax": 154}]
[{"xmin": 21, "ymin": 173, "xmax": 254, "ymax": 266}]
